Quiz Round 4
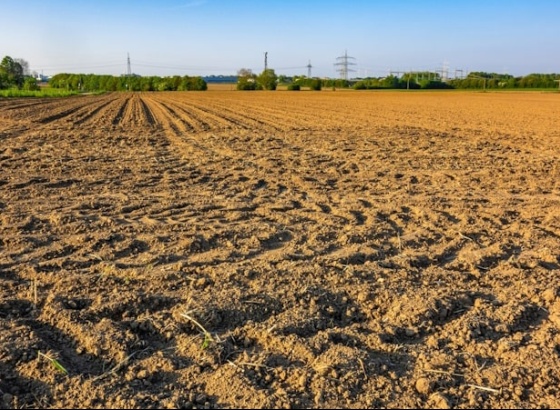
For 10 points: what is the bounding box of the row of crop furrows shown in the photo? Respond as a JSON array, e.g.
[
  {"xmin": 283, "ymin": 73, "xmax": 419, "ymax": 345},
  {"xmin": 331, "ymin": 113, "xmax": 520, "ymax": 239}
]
[
  {"xmin": 152, "ymin": 93, "xmax": 292, "ymax": 132},
  {"xmin": 161, "ymin": 91, "xmax": 383, "ymax": 131},
  {"xmin": 0, "ymin": 98, "xmax": 52, "ymax": 112},
  {"xmin": 143, "ymin": 93, "xmax": 283, "ymax": 135},
  {"xmin": 159, "ymin": 92, "xmax": 318, "ymax": 131},
  {"xmin": 0, "ymin": 94, "xmax": 117, "ymax": 130},
  {"xmin": 0, "ymin": 96, "xmax": 83, "ymax": 124},
  {"xmin": 1, "ymin": 91, "xmax": 387, "ymax": 136},
  {"xmin": 1, "ymin": 93, "xmax": 282, "ymax": 135}
]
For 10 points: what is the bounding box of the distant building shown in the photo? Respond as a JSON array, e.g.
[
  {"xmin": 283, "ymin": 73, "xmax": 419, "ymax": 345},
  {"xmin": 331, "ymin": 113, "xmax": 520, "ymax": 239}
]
[{"xmin": 35, "ymin": 74, "xmax": 49, "ymax": 83}]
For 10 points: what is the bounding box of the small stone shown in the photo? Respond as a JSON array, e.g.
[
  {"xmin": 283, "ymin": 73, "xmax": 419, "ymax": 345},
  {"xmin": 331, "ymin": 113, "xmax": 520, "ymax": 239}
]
[
  {"xmin": 415, "ymin": 377, "xmax": 433, "ymax": 395},
  {"xmin": 429, "ymin": 392, "xmax": 451, "ymax": 409},
  {"xmin": 405, "ymin": 327, "xmax": 418, "ymax": 337}
]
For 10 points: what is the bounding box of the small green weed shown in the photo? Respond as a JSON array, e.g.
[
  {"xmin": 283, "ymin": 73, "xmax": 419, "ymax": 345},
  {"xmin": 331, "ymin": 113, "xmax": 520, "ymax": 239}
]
[
  {"xmin": 180, "ymin": 310, "xmax": 214, "ymax": 350},
  {"xmin": 38, "ymin": 351, "xmax": 68, "ymax": 375}
]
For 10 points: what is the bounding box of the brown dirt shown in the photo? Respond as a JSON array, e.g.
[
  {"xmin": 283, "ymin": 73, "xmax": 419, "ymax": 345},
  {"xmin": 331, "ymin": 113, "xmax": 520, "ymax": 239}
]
[{"xmin": 1, "ymin": 90, "xmax": 559, "ymax": 409}]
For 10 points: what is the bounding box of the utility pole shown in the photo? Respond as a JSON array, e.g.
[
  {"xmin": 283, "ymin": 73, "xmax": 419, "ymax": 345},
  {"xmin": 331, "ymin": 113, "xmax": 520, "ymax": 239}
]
[
  {"xmin": 335, "ymin": 50, "xmax": 356, "ymax": 81},
  {"xmin": 264, "ymin": 52, "xmax": 268, "ymax": 71},
  {"xmin": 307, "ymin": 60, "xmax": 312, "ymax": 78}
]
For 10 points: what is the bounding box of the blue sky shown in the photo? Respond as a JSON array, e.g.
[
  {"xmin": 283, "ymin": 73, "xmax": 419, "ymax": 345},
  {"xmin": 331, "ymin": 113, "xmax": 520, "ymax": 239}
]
[{"xmin": 2, "ymin": 0, "xmax": 558, "ymax": 78}]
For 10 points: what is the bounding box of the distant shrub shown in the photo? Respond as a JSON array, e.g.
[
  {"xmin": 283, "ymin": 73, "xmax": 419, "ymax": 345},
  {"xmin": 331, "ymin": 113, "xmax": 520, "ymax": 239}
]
[
  {"xmin": 22, "ymin": 77, "xmax": 40, "ymax": 91},
  {"xmin": 237, "ymin": 80, "xmax": 257, "ymax": 90},
  {"xmin": 419, "ymin": 80, "xmax": 453, "ymax": 89},
  {"xmin": 309, "ymin": 79, "xmax": 322, "ymax": 91},
  {"xmin": 236, "ymin": 68, "xmax": 258, "ymax": 91},
  {"xmin": 353, "ymin": 81, "xmax": 367, "ymax": 90},
  {"xmin": 287, "ymin": 84, "xmax": 300, "ymax": 91},
  {"xmin": 181, "ymin": 76, "xmax": 208, "ymax": 91},
  {"xmin": 257, "ymin": 69, "xmax": 278, "ymax": 90}
]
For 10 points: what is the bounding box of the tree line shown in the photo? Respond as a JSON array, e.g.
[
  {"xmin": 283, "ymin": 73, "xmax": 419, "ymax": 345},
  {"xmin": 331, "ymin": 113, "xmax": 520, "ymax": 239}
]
[
  {"xmin": 448, "ymin": 72, "xmax": 560, "ymax": 89},
  {"xmin": 352, "ymin": 72, "xmax": 560, "ymax": 90},
  {"xmin": 48, "ymin": 73, "xmax": 207, "ymax": 92},
  {"xmin": 237, "ymin": 69, "xmax": 329, "ymax": 91},
  {"xmin": 2, "ymin": 54, "xmax": 558, "ymax": 93},
  {"xmin": 239, "ymin": 68, "xmax": 560, "ymax": 91},
  {"xmin": 1, "ymin": 55, "xmax": 208, "ymax": 93}
]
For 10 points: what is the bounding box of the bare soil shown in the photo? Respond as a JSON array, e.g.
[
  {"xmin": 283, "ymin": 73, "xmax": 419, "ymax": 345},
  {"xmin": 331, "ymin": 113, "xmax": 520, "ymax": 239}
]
[{"xmin": 0, "ymin": 90, "xmax": 559, "ymax": 409}]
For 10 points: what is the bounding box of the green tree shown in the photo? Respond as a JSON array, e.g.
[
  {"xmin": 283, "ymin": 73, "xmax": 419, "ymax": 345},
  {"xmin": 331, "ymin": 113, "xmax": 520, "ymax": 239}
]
[
  {"xmin": 308, "ymin": 78, "xmax": 322, "ymax": 91},
  {"xmin": 22, "ymin": 77, "xmax": 40, "ymax": 91},
  {"xmin": 257, "ymin": 69, "xmax": 278, "ymax": 90},
  {"xmin": 14, "ymin": 58, "xmax": 30, "ymax": 76},
  {"xmin": 0, "ymin": 56, "xmax": 24, "ymax": 89},
  {"xmin": 237, "ymin": 68, "xmax": 257, "ymax": 90},
  {"xmin": 181, "ymin": 76, "xmax": 207, "ymax": 91}
]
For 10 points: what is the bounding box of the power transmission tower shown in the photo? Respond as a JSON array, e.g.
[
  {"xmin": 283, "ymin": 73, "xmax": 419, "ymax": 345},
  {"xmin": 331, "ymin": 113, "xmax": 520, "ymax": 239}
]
[
  {"xmin": 307, "ymin": 60, "xmax": 313, "ymax": 78},
  {"xmin": 442, "ymin": 60, "xmax": 449, "ymax": 82},
  {"xmin": 127, "ymin": 53, "xmax": 132, "ymax": 76},
  {"xmin": 335, "ymin": 50, "xmax": 356, "ymax": 81}
]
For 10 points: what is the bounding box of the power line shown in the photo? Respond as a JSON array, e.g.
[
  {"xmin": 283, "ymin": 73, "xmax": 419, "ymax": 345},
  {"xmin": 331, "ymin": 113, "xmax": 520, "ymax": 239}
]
[
  {"xmin": 30, "ymin": 62, "xmax": 123, "ymax": 71},
  {"xmin": 133, "ymin": 62, "xmax": 237, "ymax": 72},
  {"xmin": 275, "ymin": 66, "xmax": 307, "ymax": 71}
]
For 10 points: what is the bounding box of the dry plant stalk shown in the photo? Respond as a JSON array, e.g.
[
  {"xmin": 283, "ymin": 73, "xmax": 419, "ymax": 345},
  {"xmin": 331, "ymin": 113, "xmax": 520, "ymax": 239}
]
[{"xmin": 180, "ymin": 310, "xmax": 214, "ymax": 349}]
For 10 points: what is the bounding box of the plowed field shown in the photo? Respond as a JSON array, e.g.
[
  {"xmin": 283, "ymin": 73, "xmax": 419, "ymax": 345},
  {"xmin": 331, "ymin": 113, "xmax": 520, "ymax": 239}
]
[{"xmin": 1, "ymin": 90, "xmax": 559, "ymax": 409}]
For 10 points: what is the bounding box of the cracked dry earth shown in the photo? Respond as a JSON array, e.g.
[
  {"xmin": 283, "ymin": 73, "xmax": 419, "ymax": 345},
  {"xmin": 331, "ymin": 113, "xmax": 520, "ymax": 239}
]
[{"xmin": 0, "ymin": 89, "xmax": 559, "ymax": 409}]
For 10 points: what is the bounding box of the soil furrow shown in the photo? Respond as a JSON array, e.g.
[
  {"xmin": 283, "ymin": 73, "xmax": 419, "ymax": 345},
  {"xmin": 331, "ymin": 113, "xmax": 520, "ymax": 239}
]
[
  {"xmin": 139, "ymin": 95, "xmax": 194, "ymax": 136},
  {"xmin": 111, "ymin": 94, "xmax": 132, "ymax": 125},
  {"xmin": 33, "ymin": 97, "xmax": 101, "ymax": 124},
  {"xmin": 72, "ymin": 96, "xmax": 120, "ymax": 125}
]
